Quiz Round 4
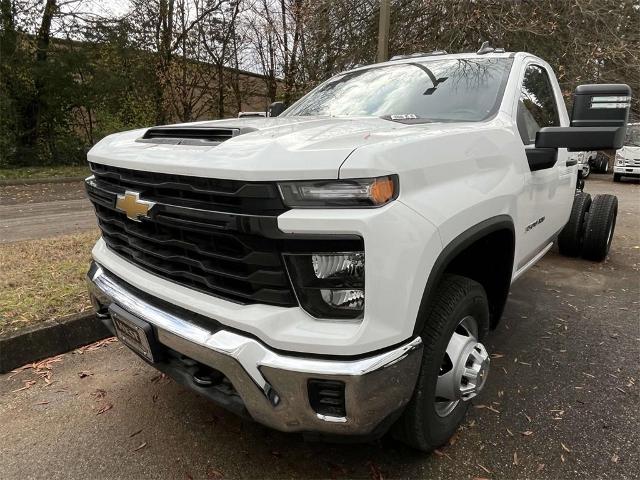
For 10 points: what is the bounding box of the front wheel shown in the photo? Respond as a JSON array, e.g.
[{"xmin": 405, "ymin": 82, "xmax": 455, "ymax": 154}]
[
  {"xmin": 613, "ymin": 173, "xmax": 621, "ymax": 182},
  {"xmin": 393, "ymin": 274, "xmax": 490, "ymax": 452}
]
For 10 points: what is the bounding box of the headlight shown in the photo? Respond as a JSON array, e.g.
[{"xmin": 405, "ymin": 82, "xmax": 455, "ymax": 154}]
[
  {"xmin": 284, "ymin": 252, "xmax": 365, "ymax": 319},
  {"xmin": 278, "ymin": 175, "xmax": 398, "ymax": 208}
]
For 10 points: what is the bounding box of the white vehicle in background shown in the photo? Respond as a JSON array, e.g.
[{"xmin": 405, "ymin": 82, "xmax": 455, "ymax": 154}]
[
  {"xmin": 614, "ymin": 123, "xmax": 640, "ymax": 182},
  {"xmin": 572, "ymin": 150, "xmax": 595, "ymax": 178},
  {"xmin": 238, "ymin": 111, "xmax": 267, "ymax": 118},
  {"xmin": 85, "ymin": 48, "xmax": 631, "ymax": 452}
]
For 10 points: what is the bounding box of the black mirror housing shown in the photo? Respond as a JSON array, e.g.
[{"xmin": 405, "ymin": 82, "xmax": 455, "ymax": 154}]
[
  {"xmin": 535, "ymin": 126, "xmax": 627, "ymax": 151},
  {"xmin": 268, "ymin": 101, "xmax": 286, "ymax": 117},
  {"xmin": 571, "ymin": 84, "xmax": 631, "ymax": 128},
  {"xmin": 536, "ymin": 83, "xmax": 632, "ymax": 151}
]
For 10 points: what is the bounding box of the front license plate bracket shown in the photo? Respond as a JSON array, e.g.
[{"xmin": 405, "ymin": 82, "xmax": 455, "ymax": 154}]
[{"xmin": 109, "ymin": 303, "xmax": 159, "ymax": 363}]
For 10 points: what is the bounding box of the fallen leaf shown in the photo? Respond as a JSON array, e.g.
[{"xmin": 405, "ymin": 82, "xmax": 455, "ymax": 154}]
[
  {"xmin": 133, "ymin": 442, "xmax": 147, "ymax": 452},
  {"xmin": 207, "ymin": 468, "xmax": 224, "ymax": 480},
  {"xmin": 477, "ymin": 464, "xmax": 491, "ymax": 474},
  {"xmin": 561, "ymin": 442, "xmax": 571, "ymax": 453},
  {"xmin": 368, "ymin": 461, "xmax": 384, "ymax": 480},
  {"xmin": 91, "ymin": 389, "xmax": 107, "ymax": 400},
  {"xmin": 537, "ymin": 463, "xmax": 545, "ymax": 472},
  {"xmin": 96, "ymin": 403, "xmax": 113, "ymax": 415},
  {"xmin": 506, "ymin": 428, "xmax": 514, "ymax": 437},
  {"xmin": 12, "ymin": 380, "xmax": 36, "ymax": 392},
  {"xmin": 513, "ymin": 451, "xmax": 518, "ymax": 465},
  {"xmin": 78, "ymin": 371, "xmax": 93, "ymax": 379},
  {"xmin": 521, "ymin": 431, "xmax": 534, "ymax": 436},
  {"xmin": 271, "ymin": 451, "xmax": 282, "ymax": 458},
  {"xmin": 474, "ymin": 404, "xmax": 500, "ymax": 414},
  {"xmin": 129, "ymin": 429, "xmax": 143, "ymax": 438},
  {"xmin": 611, "ymin": 453, "xmax": 619, "ymax": 463}
]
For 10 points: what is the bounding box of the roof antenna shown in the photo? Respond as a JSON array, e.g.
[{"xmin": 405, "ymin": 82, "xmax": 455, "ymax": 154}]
[{"xmin": 477, "ymin": 41, "xmax": 495, "ymax": 55}]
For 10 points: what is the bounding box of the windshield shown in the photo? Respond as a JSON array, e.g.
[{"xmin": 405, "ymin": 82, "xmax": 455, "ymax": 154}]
[
  {"xmin": 625, "ymin": 124, "xmax": 640, "ymax": 146},
  {"xmin": 284, "ymin": 58, "xmax": 514, "ymax": 122}
]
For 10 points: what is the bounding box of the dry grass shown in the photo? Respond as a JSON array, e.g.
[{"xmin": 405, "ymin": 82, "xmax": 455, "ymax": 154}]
[{"xmin": 0, "ymin": 230, "xmax": 100, "ymax": 334}]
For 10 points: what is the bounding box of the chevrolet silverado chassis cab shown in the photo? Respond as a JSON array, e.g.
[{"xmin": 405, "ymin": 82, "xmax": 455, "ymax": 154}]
[{"xmin": 86, "ymin": 50, "xmax": 631, "ymax": 451}]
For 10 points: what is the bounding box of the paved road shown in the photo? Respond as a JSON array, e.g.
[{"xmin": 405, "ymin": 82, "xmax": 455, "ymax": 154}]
[
  {"xmin": 1, "ymin": 175, "xmax": 638, "ymax": 479},
  {"xmin": 0, "ymin": 181, "xmax": 95, "ymax": 243}
]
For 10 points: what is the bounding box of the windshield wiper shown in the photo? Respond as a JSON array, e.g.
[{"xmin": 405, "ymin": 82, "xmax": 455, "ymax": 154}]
[
  {"xmin": 407, "ymin": 63, "xmax": 448, "ymax": 95},
  {"xmin": 380, "ymin": 115, "xmax": 434, "ymax": 124}
]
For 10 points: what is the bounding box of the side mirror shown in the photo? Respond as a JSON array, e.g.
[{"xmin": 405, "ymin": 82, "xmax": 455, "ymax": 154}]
[
  {"xmin": 268, "ymin": 101, "xmax": 285, "ymax": 117},
  {"xmin": 536, "ymin": 84, "xmax": 631, "ymax": 151}
]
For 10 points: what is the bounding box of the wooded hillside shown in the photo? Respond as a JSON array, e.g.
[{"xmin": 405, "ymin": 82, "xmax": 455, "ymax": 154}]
[{"xmin": 1, "ymin": 0, "xmax": 638, "ymax": 167}]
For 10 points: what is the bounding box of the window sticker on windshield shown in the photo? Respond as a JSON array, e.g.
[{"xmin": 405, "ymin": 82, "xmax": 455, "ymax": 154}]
[{"xmin": 390, "ymin": 114, "xmax": 417, "ymax": 120}]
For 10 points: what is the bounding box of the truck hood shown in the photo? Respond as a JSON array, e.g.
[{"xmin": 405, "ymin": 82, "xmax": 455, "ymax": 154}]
[
  {"xmin": 88, "ymin": 116, "xmax": 417, "ymax": 181},
  {"xmin": 620, "ymin": 145, "xmax": 640, "ymax": 159}
]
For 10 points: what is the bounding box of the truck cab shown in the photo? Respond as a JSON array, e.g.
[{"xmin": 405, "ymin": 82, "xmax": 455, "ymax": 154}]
[
  {"xmin": 614, "ymin": 122, "xmax": 640, "ymax": 181},
  {"xmin": 85, "ymin": 50, "xmax": 630, "ymax": 451}
]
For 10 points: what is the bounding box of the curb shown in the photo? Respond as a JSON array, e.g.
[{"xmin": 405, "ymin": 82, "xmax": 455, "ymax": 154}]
[
  {"xmin": 0, "ymin": 176, "xmax": 86, "ymax": 186},
  {"xmin": 0, "ymin": 311, "xmax": 111, "ymax": 374}
]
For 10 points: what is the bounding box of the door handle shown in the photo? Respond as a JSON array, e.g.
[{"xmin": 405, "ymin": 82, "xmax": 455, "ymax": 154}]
[{"xmin": 566, "ymin": 159, "xmax": 578, "ymax": 166}]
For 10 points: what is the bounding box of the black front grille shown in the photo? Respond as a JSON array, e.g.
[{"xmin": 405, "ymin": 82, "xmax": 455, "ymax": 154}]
[{"xmin": 86, "ymin": 163, "xmax": 296, "ymax": 306}]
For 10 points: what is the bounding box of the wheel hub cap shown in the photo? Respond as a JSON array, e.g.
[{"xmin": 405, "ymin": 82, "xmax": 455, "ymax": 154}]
[{"xmin": 435, "ymin": 317, "xmax": 490, "ymax": 417}]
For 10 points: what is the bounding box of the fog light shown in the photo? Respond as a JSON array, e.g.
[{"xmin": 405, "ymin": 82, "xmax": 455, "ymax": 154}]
[
  {"xmin": 284, "ymin": 252, "xmax": 365, "ymax": 319},
  {"xmin": 320, "ymin": 289, "xmax": 364, "ymax": 310}
]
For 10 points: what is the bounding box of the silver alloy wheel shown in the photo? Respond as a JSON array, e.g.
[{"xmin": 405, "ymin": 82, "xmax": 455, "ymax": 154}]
[{"xmin": 434, "ymin": 316, "xmax": 490, "ymax": 417}]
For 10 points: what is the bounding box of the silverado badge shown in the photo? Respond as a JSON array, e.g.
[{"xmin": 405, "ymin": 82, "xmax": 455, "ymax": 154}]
[{"xmin": 115, "ymin": 191, "xmax": 155, "ymax": 222}]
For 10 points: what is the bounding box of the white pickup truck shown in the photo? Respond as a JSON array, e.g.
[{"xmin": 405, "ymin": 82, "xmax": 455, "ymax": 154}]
[{"xmin": 86, "ymin": 50, "xmax": 631, "ymax": 451}]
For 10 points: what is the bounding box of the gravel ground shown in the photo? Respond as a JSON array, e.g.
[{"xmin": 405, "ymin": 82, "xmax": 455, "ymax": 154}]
[{"xmin": 0, "ymin": 175, "xmax": 638, "ymax": 480}]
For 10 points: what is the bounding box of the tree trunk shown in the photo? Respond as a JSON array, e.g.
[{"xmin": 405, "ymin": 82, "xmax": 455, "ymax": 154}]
[
  {"xmin": 217, "ymin": 63, "xmax": 225, "ymax": 118},
  {"xmin": 20, "ymin": 0, "xmax": 57, "ymax": 153}
]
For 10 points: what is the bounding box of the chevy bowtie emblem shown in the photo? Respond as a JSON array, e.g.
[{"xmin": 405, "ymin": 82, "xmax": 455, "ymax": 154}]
[{"xmin": 115, "ymin": 191, "xmax": 155, "ymax": 222}]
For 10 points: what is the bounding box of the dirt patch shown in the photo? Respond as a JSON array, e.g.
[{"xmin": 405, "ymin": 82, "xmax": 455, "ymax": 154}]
[
  {"xmin": 0, "ymin": 180, "xmax": 87, "ymax": 205},
  {"xmin": 0, "ymin": 165, "xmax": 89, "ymax": 181}
]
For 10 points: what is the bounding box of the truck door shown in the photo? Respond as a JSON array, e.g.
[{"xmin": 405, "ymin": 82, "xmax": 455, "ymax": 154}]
[{"xmin": 514, "ymin": 63, "xmax": 575, "ymax": 271}]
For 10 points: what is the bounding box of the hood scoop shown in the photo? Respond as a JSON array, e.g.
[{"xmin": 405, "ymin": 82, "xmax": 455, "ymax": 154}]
[{"xmin": 137, "ymin": 126, "xmax": 257, "ymax": 146}]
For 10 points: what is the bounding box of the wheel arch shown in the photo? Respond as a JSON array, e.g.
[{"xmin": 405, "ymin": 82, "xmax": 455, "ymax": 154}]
[{"xmin": 413, "ymin": 215, "xmax": 515, "ymax": 335}]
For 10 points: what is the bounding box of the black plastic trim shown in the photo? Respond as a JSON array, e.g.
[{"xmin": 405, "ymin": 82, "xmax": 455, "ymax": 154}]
[{"xmin": 412, "ymin": 215, "xmax": 515, "ymax": 336}]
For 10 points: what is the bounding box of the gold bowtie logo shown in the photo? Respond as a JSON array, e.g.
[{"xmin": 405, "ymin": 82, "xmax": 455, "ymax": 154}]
[{"xmin": 115, "ymin": 191, "xmax": 155, "ymax": 222}]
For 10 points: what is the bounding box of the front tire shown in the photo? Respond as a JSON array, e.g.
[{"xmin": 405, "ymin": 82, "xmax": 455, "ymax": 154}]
[
  {"xmin": 582, "ymin": 194, "xmax": 618, "ymax": 262},
  {"xmin": 613, "ymin": 173, "xmax": 621, "ymax": 182},
  {"xmin": 393, "ymin": 274, "xmax": 490, "ymax": 452}
]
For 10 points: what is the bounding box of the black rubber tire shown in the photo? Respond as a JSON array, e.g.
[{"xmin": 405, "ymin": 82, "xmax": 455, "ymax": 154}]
[
  {"xmin": 613, "ymin": 173, "xmax": 621, "ymax": 182},
  {"xmin": 582, "ymin": 194, "xmax": 618, "ymax": 262},
  {"xmin": 558, "ymin": 192, "xmax": 591, "ymax": 257},
  {"xmin": 392, "ymin": 274, "xmax": 489, "ymax": 452},
  {"xmin": 592, "ymin": 153, "xmax": 609, "ymax": 173}
]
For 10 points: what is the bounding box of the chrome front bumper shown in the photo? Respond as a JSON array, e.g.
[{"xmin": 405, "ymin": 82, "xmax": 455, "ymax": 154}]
[{"xmin": 87, "ymin": 262, "xmax": 423, "ymax": 436}]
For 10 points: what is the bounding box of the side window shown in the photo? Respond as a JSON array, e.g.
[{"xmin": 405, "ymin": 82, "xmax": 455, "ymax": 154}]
[{"xmin": 517, "ymin": 65, "xmax": 560, "ymax": 144}]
